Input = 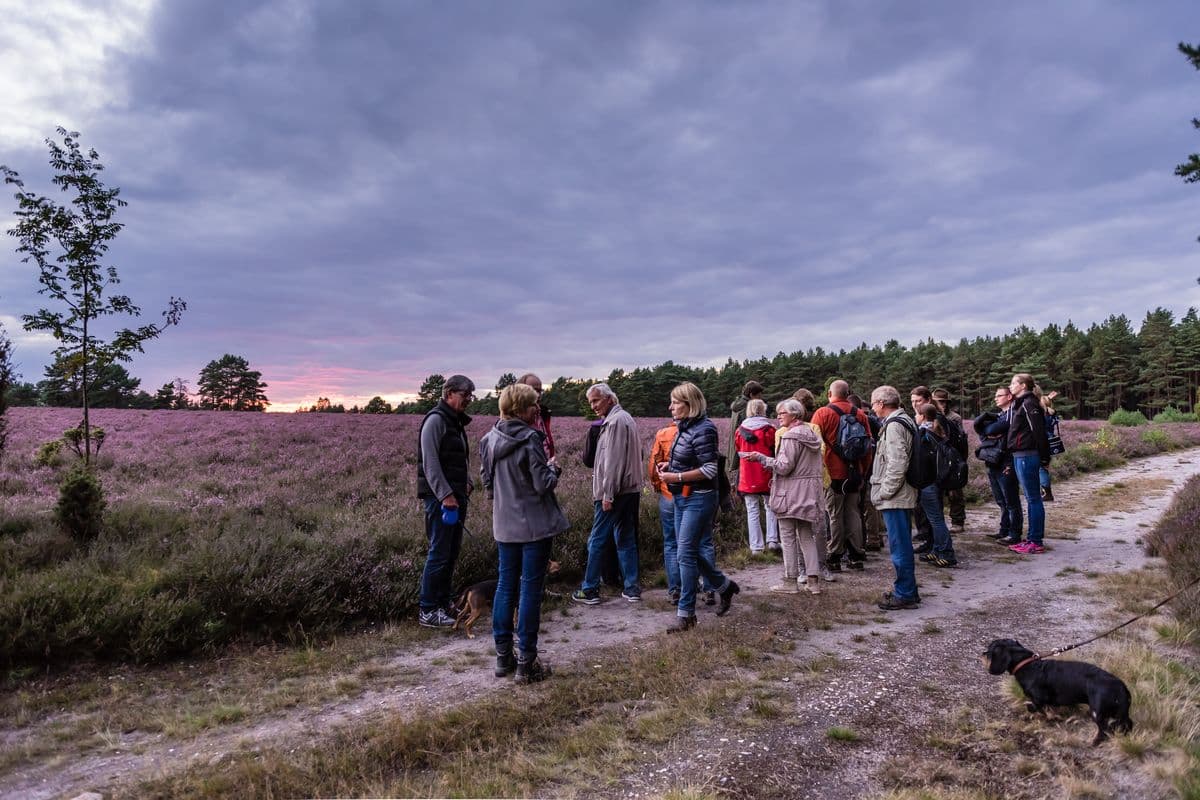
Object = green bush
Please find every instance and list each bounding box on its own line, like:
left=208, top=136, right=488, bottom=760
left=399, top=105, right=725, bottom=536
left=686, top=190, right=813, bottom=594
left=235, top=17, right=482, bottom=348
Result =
left=1108, top=409, right=1149, bottom=427
left=55, top=465, right=106, bottom=542
left=34, top=439, right=64, bottom=467
left=1140, top=428, right=1173, bottom=450
left=1153, top=406, right=1199, bottom=423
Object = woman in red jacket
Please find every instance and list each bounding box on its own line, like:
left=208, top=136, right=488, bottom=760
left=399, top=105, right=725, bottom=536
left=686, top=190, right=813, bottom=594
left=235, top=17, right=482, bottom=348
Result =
left=735, top=399, right=779, bottom=554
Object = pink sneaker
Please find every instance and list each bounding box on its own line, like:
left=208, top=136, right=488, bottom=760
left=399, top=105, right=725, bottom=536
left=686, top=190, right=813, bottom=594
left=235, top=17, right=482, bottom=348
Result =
left=1009, top=541, right=1046, bottom=555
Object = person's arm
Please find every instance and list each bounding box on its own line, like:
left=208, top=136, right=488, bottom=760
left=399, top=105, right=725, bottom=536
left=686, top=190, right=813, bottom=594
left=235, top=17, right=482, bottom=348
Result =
left=1027, top=400, right=1051, bottom=463
left=528, top=437, right=561, bottom=496
left=648, top=433, right=666, bottom=493
left=875, top=422, right=910, bottom=499
left=420, top=415, right=455, bottom=503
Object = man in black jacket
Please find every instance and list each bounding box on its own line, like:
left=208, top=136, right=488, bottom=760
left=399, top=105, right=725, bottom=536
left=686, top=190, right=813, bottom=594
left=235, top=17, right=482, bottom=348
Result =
left=417, top=374, right=475, bottom=628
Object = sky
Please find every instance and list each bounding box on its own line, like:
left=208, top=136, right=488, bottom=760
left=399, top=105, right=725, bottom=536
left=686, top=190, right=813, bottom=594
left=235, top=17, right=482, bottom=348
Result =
left=1, top=0, right=1198, bottom=411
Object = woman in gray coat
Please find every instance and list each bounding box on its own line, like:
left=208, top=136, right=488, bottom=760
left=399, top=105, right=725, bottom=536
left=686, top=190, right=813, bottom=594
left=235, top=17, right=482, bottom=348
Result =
left=479, top=383, right=570, bottom=684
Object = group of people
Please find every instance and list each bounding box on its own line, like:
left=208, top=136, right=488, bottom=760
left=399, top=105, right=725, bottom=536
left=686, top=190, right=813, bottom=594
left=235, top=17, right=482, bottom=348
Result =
left=413, top=370, right=1056, bottom=683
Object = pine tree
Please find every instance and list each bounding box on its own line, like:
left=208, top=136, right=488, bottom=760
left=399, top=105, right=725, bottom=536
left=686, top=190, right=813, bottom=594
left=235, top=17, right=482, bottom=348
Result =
left=1135, top=307, right=1179, bottom=413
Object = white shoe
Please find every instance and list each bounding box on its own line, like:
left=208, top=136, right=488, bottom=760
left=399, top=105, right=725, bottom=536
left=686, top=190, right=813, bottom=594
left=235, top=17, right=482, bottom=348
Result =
left=820, top=565, right=837, bottom=583
left=769, top=583, right=800, bottom=594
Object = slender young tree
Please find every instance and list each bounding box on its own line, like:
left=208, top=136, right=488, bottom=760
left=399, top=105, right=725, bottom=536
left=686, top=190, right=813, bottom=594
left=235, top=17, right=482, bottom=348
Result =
left=2, top=128, right=185, bottom=463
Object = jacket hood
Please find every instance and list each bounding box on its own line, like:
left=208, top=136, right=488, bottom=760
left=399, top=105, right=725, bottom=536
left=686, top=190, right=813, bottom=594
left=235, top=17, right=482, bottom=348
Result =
left=487, top=419, right=539, bottom=460
left=739, top=416, right=773, bottom=432
left=781, top=423, right=821, bottom=449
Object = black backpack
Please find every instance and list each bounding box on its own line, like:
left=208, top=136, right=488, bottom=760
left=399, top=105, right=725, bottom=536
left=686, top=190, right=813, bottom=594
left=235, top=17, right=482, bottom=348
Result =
left=830, top=405, right=872, bottom=463
left=941, top=413, right=969, bottom=458
left=881, top=415, right=936, bottom=490
left=929, top=429, right=969, bottom=490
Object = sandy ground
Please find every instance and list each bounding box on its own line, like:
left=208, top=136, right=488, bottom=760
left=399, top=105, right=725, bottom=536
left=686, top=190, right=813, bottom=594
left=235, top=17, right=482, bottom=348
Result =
left=2, top=448, right=1197, bottom=799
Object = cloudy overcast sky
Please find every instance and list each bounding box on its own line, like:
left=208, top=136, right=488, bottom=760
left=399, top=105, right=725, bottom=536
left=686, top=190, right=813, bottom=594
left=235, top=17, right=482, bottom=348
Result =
left=1, top=0, right=1198, bottom=410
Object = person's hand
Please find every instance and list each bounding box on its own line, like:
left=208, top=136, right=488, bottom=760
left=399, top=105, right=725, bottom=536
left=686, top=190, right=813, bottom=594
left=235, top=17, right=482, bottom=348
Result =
left=442, top=495, right=459, bottom=509
left=655, top=461, right=669, bottom=477
left=1047, top=390, right=1059, bottom=400
left=743, top=451, right=764, bottom=463
left=602, top=499, right=613, bottom=512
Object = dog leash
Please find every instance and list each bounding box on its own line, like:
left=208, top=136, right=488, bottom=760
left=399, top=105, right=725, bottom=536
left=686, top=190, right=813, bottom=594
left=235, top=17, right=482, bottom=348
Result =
left=1015, top=573, right=1200, bottom=672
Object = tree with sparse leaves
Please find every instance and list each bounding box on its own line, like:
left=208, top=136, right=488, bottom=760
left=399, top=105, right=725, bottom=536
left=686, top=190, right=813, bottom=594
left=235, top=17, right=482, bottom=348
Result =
left=2, top=128, right=185, bottom=463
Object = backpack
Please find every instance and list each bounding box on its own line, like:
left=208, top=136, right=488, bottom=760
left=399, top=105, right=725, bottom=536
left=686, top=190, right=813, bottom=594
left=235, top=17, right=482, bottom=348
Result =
left=929, top=429, right=970, bottom=490
left=581, top=421, right=603, bottom=469
left=975, top=437, right=1006, bottom=467
left=880, top=415, right=936, bottom=490
left=941, top=413, right=969, bottom=458
left=830, top=405, right=872, bottom=463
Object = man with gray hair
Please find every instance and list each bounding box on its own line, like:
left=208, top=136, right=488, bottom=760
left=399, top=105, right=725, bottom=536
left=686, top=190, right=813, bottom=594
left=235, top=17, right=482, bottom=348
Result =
left=416, top=374, right=476, bottom=628
left=572, top=383, right=644, bottom=604
left=869, top=385, right=921, bottom=611
left=811, top=379, right=872, bottom=572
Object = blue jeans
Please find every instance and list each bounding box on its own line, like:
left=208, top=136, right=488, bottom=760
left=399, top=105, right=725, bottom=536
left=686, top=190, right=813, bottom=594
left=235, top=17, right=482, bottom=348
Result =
left=986, top=466, right=1023, bottom=539
left=918, top=485, right=955, bottom=561
left=1013, top=455, right=1045, bottom=544
left=882, top=508, right=918, bottom=602
left=659, top=495, right=680, bottom=594
left=420, top=497, right=466, bottom=612
left=493, top=537, right=553, bottom=659
left=674, top=491, right=729, bottom=617
left=1039, top=466, right=1052, bottom=491
left=582, top=493, right=641, bottom=593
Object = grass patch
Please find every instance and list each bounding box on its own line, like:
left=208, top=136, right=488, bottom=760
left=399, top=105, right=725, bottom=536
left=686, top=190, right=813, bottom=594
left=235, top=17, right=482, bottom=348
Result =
left=826, top=726, right=861, bottom=742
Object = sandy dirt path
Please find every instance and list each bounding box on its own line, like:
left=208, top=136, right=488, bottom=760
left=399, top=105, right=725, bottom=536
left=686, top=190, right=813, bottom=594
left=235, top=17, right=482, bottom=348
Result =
left=2, top=448, right=1196, bottom=799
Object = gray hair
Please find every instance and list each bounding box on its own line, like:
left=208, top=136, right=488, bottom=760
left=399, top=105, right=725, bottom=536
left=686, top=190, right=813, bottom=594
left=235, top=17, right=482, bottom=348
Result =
left=829, top=379, right=850, bottom=399
left=746, top=398, right=767, bottom=417
left=442, top=374, right=476, bottom=399
left=775, top=398, right=806, bottom=418
left=871, top=385, right=901, bottom=409
left=587, top=382, right=619, bottom=403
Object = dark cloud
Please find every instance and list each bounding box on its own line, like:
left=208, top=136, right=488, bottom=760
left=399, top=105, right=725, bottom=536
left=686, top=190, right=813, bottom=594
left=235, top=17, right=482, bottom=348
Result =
left=2, top=0, right=1198, bottom=407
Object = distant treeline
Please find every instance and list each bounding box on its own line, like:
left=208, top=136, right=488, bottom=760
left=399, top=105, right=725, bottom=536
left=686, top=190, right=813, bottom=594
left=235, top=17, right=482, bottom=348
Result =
left=391, top=307, right=1198, bottom=420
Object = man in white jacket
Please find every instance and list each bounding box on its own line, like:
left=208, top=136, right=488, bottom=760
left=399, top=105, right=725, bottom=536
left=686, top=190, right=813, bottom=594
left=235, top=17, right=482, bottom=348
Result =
left=572, top=383, right=645, bottom=604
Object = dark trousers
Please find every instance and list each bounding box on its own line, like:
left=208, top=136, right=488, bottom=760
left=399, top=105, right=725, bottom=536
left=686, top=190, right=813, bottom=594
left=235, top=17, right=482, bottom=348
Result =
left=987, top=466, right=1023, bottom=539
left=420, top=497, right=466, bottom=612
left=945, top=487, right=966, bottom=526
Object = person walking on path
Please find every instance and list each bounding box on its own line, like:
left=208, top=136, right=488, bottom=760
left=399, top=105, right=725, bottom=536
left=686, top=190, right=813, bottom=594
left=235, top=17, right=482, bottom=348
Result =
left=416, top=374, right=476, bottom=629
left=735, top=398, right=781, bottom=554
left=870, top=385, right=921, bottom=610
left=572, top=383, right=644, bottom=604
left=656, top=382, right=740, bottom=632
left=479, top=383, right=569, bottom=684
left=743, top=398, right=827, bottom=595
left=811, top=379, right=873, bottom=572
left=1006, top=373, right=1051, bottom=555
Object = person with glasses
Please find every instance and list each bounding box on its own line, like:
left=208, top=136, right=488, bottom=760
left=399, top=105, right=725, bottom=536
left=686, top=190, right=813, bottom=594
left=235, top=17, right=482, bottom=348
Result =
left=869, top=385, right=921, bottom=610
left=416, top=374, right=476, bottom=628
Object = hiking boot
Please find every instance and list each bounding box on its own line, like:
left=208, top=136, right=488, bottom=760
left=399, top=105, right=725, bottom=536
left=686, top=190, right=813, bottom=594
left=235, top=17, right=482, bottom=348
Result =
left=806, top=576, right=822, bottom=595
left=846, top=560, right=865, bottom=571
left=703, top=590, right=716, bottom=606
left=820, top=564, right=838, bottom=583
left=1010, top=541, right=1046, bottom=555
left=495, top=646, right=517, bottom=678
left=514, top=655, right=551, bottom=685
left=666, top=615, right=697, bottom=634
left=717, top=580, right=740, bottom=617
left=769, top=582, right=800, bottom=594
left=667, top=588, right=681, bottom=604
left=995, top=536, right=1021, bottom=546
left=987, top=531, right=1009, bottom=540
left=571, top=588, right=601, bottom=605
left=621, top=587, right=643, bottom=603
left=825, top=559, right=843, bottom=573
left=1041, top=486, right=1055, bottom=502
left=418, top=608, right=456, bottom=629
left=877, top=591, right=920, bottom=611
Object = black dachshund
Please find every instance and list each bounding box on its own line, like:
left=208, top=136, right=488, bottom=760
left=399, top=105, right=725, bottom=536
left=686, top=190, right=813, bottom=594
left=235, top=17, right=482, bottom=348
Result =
left=984, top=638, right=1134, bottom=745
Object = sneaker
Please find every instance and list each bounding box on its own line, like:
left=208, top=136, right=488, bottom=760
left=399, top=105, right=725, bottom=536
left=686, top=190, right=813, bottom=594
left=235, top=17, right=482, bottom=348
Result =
left=1010, top=541, right=1046, bottom=555
left=766, top=542, right=782, bottom=553
left=571, top=588, right=601, bottom=605
left=717, top=579, right=740, bottom=617
left=826, top=559, right=843, bottom=573
left=703, top=590, right=716, bottom=606
left=495, top=649, right=517, bottom=678
left=987, top=531, right=1009, bottom=540
left=846, top=560, right=865, bottom=571
left=769, top=582, right=800, bottom=594
left=820, top=564, right=838, bottom=583
left=514, top=655, right=552, bottom=685
left=418, top=608, right=456, bottom=629
left=913, top=541, right=933, bottom=555
left=928, top=555, right=958, bottom=568
left=918, top=552, right=936, bottom=564
left=877, top=591, right=920, bottom=611
left=621, top=587, right=642, bottom=602
left=666, top=615, right=697, bottom=634
left=996, top=536, right=1021, bottom=546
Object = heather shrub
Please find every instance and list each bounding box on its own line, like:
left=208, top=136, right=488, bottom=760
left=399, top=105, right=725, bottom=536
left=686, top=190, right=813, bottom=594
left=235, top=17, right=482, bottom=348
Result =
left=1154, top=406, right=1199, bottom=423
left=55, top=465, right=106, bottom=542
left=1096, top=425, right=1121, bottom=450
left=1108, top=409, right=1148, bottom=427
left=1144, top=476, right=1200, bottom=627
left=1048, top=443, right=1124, bottom=481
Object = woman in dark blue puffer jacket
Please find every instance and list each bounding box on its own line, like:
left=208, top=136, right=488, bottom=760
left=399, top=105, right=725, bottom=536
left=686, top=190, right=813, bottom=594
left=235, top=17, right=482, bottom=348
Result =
left=654, top=382, right=740, bottom=633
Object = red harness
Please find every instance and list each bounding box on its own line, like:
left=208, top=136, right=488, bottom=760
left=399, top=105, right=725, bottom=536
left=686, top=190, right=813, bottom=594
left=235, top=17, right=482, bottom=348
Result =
left=1011, top=655, right=1040, bottom=674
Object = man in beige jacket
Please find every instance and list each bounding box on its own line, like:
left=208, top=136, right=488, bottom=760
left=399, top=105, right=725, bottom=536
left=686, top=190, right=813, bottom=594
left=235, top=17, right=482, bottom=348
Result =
left=572, top=383, right=645, bottom=604
left=869, top=385, right=921, bottom=611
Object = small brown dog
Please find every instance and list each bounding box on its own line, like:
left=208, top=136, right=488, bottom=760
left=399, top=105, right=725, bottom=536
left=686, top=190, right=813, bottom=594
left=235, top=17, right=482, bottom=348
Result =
left=452, top=560, right=560, bottom=638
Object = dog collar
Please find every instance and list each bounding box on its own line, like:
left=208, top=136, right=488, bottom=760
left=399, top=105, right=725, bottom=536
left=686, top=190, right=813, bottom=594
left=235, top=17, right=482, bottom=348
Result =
left=1011, top=655, right=1040, bottom=674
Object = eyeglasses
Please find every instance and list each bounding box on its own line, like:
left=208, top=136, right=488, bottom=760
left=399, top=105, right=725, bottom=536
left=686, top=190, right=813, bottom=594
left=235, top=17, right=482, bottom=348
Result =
left=456, top=391, right=474, bottom=401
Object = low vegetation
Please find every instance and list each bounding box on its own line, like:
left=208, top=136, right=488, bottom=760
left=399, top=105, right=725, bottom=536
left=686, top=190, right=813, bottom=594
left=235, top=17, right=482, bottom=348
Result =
left=1144, top=474, right=1200, bottom=627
